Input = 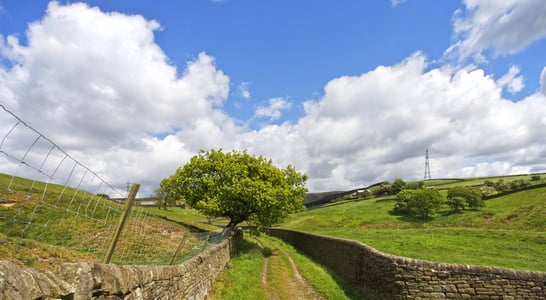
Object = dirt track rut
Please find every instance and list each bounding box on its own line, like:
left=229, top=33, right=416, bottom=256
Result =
left=257, top=239, right=324, bottom=300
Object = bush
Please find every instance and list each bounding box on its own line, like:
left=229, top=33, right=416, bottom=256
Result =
left=393, top=189, right=443, bottom=219
left=406, top=181, right=425, bottom=190
left=391, top=178, right=406, bottom=194
left=393, top=190, right=413, bottom=214
left=480, top=186, right=497, bottom=197
left=445, top=196, right=466, bottom=212
left=494, top=179, right=510, bottom=192
left=510, top=179, right=529, bottom=190
left=484, top=180, right=494, bottom=187
left=447, top=186, right=484, bottom=211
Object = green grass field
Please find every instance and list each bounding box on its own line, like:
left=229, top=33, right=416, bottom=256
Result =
left=281, top=185, right=545, bottom=271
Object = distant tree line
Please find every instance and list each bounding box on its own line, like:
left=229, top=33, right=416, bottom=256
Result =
left=480, top=178, right=536, bottom=197
left=386, top=178, right=485, bottom=220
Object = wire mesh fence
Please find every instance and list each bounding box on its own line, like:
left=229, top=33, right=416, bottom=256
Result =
left=0, top=104, right=229, bottom=268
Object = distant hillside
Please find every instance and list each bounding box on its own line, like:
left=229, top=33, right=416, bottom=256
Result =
left=304, top=191, right=346, bottom=207
left=304, top=173, right=546, bottom=207
left=303, top=182, right=386, bottom=207
left=284, top=183, right=546, bottom=271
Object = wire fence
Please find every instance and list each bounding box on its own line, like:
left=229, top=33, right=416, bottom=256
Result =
left=0, top=104, right=229, bottom=269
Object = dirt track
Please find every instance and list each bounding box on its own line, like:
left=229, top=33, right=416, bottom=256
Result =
left=257, top=238, right=324, bottom=300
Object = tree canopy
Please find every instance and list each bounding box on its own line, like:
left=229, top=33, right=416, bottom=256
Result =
left=161, top=149, right=308, bottom=231
left=393, top=188, right=443, bottom=219
left=446, top=186, right=484, bottom=212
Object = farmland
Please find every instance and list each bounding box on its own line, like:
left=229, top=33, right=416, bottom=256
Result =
left=282, top=175, right=546, bottom=271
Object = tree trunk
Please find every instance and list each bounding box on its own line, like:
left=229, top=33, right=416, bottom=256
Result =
left=226, top=216, right=244, bottom=231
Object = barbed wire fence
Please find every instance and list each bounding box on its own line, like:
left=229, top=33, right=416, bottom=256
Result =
left=0, top=104, right=229, bottom=268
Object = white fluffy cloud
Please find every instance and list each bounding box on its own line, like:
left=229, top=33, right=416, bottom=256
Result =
left=1, top=2, right=546, bottom=195
left=447, top=0, right=546, bottom=61
left=238, top=82, right=251, bottom=100
left=0, top=2, right=231, bottom=195
left=254, top=97, right=292, bottom=121
left=497, top=65, right=524, bottom=94
left=0, top=2, right=229, bottom=150
left=290, top=53, right=546, bottom=191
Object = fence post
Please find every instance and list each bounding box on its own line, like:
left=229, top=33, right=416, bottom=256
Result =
left=103, top=183, right=140, bottom=264
left=169, top=232, right=188, bottom=265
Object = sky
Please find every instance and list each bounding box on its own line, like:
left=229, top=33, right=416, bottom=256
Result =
left=1, top=0, right=546, bottom=196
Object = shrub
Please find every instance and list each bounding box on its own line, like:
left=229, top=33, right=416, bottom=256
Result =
left=393, top=190, right=413, bottom=214
left=393, top=189, right=443, bottom=219
left=406, top=181, right=424, bottom=190
left=447, top=186, right=484, bottom=211
left=391, top=178, right=407, bottom=194
left=445, top=196, right=466, bottom=212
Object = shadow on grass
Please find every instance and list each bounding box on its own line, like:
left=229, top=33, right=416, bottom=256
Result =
left=388, top=209, right=435, bottom=223
left=261, top=247, right=276, bottom=258
left=289, top=247, right=365, bottom=300
left=235, top=239, right=263, bottom=257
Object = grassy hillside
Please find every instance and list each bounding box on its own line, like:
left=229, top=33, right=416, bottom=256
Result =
left=0, top=173, right=202, bottom=269
left=281, top=183, right=545, bottom=271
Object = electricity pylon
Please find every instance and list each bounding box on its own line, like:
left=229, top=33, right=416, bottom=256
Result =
left=424, top=149, right=431, bottom=181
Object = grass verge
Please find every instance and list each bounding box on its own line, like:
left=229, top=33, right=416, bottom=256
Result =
left=208, top=237, right=266, bottom=300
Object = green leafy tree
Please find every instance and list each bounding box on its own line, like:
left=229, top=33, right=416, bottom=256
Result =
left=510, top=179, right=529, bottom=190
left=154, top=186, right=176, bottom=210
left=494, top=179, right=510, bottom=192
left=392, top=178, right=407, bottom=194
left=447, top=186, right=484, bottom=211
left=406, top=181, right=424, bottom=190
left=479, top=186, right=497, bottom=197
left=393, top=189, right=443, bottom=219
left=408, top=189, right=443, bottom=219
left=445, top=196, right=466, bottom=212
left=161, top=149, right=307, bottom=231
left=393, top=189, right=414, bottom=214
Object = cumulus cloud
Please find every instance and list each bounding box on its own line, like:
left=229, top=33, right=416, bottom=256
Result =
left=497, top=65, right=524, bottom=94
left=0, top=2, right=231, bottom=195
left=254, top=97, right=292, bottom=121
left=447, top=0, right=546, bottom=61
left=0, top=2, right=229, bottom=150
left=238, top=82, right=251, bottom=100
left=290, top=53, right=546, bottom=191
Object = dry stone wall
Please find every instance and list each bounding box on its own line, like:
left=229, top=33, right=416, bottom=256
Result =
left=268, top=228, right=545, bottom=300
left=0, top=230, right=242, bottom=300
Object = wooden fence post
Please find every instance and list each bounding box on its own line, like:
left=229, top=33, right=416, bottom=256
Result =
left=169, top=232, right=188, bottom=265
left=103, top=183, right=140, bottom=264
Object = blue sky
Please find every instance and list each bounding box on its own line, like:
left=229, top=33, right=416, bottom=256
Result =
left=1, top=0, right=546, bottom=195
